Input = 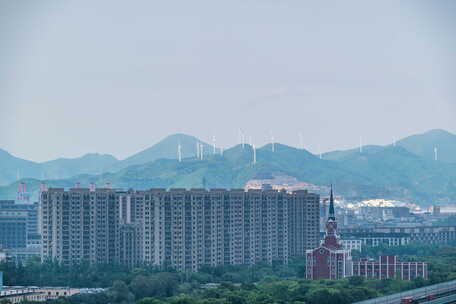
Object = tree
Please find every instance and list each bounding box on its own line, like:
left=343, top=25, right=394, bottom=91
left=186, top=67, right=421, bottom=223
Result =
left=130, top=275, right=152, bottom=299
left=154, top=272, right=180, bottom=298
left=249, top=293, right=274, bottom=304
left=306, top=288, right=348, bottom=304
left=169, top=295, right=199, bottom=304
left=348, top=276, right=364, bottom=286
left=108, top=280, right=135, bottom=304
left=136, top=298, right=163, bottom=304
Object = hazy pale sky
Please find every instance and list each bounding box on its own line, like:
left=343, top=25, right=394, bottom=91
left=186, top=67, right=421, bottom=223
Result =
left=1, top=0, right=455, bottom=162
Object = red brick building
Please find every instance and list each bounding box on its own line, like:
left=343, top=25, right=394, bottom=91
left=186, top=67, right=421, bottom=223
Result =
left=352, top=256, right=428, bottom=280
left=306, top=186, right=353, bottom=279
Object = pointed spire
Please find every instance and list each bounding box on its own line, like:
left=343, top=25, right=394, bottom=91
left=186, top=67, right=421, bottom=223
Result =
left=328, top=184, right=335, bottom=221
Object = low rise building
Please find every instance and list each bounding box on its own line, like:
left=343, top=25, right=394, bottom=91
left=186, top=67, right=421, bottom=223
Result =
left=341, top=232, right=410, bottom=248
left=341, top=238, right=363, bottom=252
left=0, top=287, right=80, bottom=303
left=352, top=256, right=428, bottom=280
left=5, top=247, right=41, bottom=264
left=341, top=226, right=456, bottom=246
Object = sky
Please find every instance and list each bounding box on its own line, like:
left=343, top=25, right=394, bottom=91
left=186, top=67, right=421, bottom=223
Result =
left=1, top=0, right=455, bottom=162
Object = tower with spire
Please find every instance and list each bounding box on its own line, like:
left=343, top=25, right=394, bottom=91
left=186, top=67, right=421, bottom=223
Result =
left=306, top=185, right=352, bottom=280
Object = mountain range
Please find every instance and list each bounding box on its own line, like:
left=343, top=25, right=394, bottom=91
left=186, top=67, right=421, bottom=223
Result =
left=1, top=129, right=456, bottom=205
left=0, top=134, right=211, bottom=185
left=323, top=129, right=456, bottom=162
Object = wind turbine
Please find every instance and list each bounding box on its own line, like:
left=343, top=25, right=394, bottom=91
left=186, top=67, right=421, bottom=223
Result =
left=270, top=131, right=275, bottom=152
left=177, top=142, right=182, bottom=162
left=212, top=135, right=216, bottom=154
left=200, top=143, right=204, bottom=160
left=239, top=128, right=245, bottom=149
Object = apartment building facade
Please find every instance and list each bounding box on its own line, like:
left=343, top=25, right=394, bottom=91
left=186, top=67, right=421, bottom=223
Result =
left=41, top=187, right=320, bottom=271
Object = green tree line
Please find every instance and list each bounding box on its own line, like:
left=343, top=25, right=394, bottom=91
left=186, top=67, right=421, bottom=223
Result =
left=1, top=245, right=456, bottom=304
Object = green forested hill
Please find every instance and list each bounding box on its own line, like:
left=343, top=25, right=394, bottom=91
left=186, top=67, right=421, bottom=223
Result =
left=397, top=129, right=456, bottom=163
left=0, top=149, right=117, bottom=186
left=323, top=129, right=456, bottom=163
left=2, top=143, right=455, bottom=205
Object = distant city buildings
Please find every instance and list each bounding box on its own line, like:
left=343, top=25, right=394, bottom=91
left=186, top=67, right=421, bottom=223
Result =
left=0, top=187, right=41, bottom=264
left=306, top=187, right=353, bottom=280
left=0, top=178, right=451, bottom=280
left=0, top=199, right=40, bottom=250
left=41, top=186, right=320, bottom=271
left=358, top=206, right=410, bottom=221
left=306, top=188, right=430, bottom=281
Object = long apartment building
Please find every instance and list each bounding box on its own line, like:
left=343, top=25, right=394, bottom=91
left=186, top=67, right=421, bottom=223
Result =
left=340, top=226, right=456, bottom=245
left=41, top=187, right=319, bottom=271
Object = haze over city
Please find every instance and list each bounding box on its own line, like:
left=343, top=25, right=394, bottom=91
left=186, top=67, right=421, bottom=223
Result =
left=1, top=0, right=456, bottom=162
